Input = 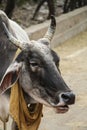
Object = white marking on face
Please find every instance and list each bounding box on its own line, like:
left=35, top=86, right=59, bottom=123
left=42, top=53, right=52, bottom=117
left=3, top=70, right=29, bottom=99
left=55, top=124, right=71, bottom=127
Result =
left=29, top=88, right=51, bottom=107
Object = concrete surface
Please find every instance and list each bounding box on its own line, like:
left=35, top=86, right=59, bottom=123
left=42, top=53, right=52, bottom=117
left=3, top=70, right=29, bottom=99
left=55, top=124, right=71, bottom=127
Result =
left=25, top=6, right=87, bottom=48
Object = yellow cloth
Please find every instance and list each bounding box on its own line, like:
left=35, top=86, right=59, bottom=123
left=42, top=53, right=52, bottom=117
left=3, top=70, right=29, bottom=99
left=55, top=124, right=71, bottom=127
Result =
left=10, top=82, right=43, bottom=130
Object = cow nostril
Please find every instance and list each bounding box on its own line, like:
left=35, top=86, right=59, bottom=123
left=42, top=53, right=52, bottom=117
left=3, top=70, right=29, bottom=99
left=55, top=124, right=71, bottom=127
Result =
left=61, top=94, right=70, bottom=102
left=61, top=92, right=75, bottom=105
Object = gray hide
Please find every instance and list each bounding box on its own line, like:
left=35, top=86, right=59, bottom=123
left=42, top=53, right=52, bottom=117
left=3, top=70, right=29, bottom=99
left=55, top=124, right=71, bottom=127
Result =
left=0, top=10, right=75, bottom=128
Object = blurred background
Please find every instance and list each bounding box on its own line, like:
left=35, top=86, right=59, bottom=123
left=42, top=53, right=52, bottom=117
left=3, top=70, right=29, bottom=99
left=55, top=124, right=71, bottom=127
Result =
left=0, top=0, right=87, bottom=28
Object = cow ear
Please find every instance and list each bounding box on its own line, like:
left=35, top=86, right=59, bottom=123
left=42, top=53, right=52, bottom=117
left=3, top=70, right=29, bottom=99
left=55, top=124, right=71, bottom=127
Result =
left=0, top=61, right=22, bottom=94
left=51, top=50, right=60, bottom=67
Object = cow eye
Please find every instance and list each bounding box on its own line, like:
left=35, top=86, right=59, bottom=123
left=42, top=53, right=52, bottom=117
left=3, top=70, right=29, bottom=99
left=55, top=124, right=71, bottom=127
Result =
left=29, top=60, right=40, bottom=72
left=30, top=61, right=39, bottom=67
left=31, top=62, right=38, bottom=67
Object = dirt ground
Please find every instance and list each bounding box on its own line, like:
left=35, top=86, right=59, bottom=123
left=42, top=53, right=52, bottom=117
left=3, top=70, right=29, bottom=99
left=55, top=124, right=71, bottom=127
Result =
left=0, top=29, right=87, bottom=130
left=12, top=1, right=63, bottom=29
left=0, top=1, right=63, bottom=29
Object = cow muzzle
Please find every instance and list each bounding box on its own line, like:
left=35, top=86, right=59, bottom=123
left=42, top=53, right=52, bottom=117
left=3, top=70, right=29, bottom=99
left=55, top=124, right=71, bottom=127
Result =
left=52, top=91, right=75, bottom=113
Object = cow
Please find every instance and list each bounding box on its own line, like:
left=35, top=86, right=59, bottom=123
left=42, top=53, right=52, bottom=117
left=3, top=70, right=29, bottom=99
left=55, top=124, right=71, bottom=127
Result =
left=32, top=0, right=55, bottom=20
left=5, top=0, right=15, bottom=18
left=63, top=0, right=87, bottom=13
left=0, top=10, right=75, bottom=130
left=1, top=0, right=55, bottom=19
left=0, top=0, right=15, bottom=18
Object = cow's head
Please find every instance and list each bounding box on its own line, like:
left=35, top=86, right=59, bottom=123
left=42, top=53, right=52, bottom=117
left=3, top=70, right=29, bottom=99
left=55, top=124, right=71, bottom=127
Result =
left=0, top=16, right=75, bottom=113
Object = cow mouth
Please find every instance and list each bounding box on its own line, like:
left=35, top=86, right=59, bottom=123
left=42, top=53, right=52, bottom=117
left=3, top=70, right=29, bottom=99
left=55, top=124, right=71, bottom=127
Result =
left=48, top=100, right=69, bottom=113
left=55, top=105, right=69, bottom=113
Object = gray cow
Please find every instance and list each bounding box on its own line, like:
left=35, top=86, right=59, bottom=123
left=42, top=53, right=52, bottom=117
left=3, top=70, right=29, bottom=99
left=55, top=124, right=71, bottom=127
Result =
left=0, top=10, right=75, bottom=130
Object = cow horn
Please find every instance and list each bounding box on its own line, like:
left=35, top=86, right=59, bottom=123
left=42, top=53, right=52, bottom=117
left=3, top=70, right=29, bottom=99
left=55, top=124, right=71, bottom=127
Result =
left=43, top=15, right=56, bottom=42
left=2, top=22, right=29, bottom=50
